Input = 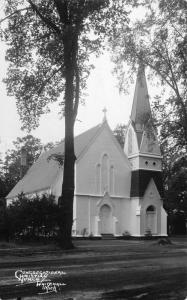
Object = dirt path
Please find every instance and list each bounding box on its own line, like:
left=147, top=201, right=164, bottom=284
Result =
left=0, top=238, right=186, bottom=299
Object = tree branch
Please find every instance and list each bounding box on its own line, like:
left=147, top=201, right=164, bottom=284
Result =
left=164, top=1, right=186, bottom=40
left=135, top=47, right=175, bottom=91
left=54, top=0, right=68, bottom=25
left=150, top=46, right=174, bottom=83
left=0, top=7, right=31, bottom=24
left=26, top=0, right=61, bottom=35
left=164, top=42, right=179, bottom=93
left=163, top=43, right=187, bottom=144
left=31, top=32, right=51, bottom=45
left=37, top=65, right=63, bottom=96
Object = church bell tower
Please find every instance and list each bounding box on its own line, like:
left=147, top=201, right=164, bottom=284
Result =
left=124, top=65, right=166, bottom=236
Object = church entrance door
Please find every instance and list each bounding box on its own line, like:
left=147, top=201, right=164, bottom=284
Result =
left=146, top=205, right=157, bottom=234
left=99, top=204, right=112, bottom=234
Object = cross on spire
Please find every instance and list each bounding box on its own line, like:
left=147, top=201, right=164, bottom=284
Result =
left=102, top=107, right=107, bottom=122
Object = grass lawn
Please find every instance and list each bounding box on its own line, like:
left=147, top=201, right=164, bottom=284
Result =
left=0, top=237, right=186, bottom=299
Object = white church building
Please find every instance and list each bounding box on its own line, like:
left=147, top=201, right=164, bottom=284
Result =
left=7, top=67, right=167, bottom=237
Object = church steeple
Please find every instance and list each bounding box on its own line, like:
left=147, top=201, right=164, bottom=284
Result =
left=124, top=65, right=161, bottom=170
left=130, top=64, right=151, bottom=128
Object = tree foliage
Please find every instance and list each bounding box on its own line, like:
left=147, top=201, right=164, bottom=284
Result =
left=0, top=135, right=56, bottom=197
left=164, top=155, right=187, bottom=216
left=0, top=158, right=7, bottom=198
left=113, top=123, right=127, bottom=148
left=0, top=0, right=129, bottom=130
left=110, top=0, right=187, bottom=153
left=109, top=0, right=187, bottom=224
left=152, top=98, right=187, bottom=218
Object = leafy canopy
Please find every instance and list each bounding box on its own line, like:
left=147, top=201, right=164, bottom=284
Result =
left=1, top=0, right=129, bottom=130
left=0, top=135, right=56, bottom=196
left=110, top=0, right=187, bottom=153
left=113, top=123, right=127, bottom=148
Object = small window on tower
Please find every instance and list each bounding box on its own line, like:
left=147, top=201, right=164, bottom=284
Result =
left=145, top=161, right=148, bottom=165
left=153, top=162, right=156, bottom=166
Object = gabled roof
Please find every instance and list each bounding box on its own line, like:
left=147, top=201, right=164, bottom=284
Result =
left=7, top=124, right=101, bottom=199
left=130, top=65, right=151, bottom=125
left=77, top=120, right=131, bottom=169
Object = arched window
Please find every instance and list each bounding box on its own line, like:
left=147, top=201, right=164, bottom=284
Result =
left=96, top=163, right=101, bottom=194
left=110, top=165, right=114, bottom=194
left=128, top=129, right=133, bottom=155
left=101, top=154, right=109, bottom=193
left=146, top=205, right=155, bottom=212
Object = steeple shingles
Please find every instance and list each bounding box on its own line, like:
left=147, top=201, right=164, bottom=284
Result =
left=130, top=65, right=151, bottom=126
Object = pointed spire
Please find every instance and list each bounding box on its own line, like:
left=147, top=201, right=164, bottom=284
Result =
left=130, top=64, right=151, bottom=127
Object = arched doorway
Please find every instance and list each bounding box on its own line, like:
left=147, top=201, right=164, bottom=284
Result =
left=146, top=205, right=157, bottom=234
left=99, top=204, right=113, bottom=234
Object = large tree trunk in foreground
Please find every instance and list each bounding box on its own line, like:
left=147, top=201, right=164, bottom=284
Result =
left=58, top=117, right=75, bottom=249
left=58, top=29, right=77, bottom=249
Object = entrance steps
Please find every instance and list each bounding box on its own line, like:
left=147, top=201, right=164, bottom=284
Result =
left=101, top=234, right=115, bottom=240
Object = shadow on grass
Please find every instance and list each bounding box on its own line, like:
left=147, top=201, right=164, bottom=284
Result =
left=101, top=281, right=186, bottom=300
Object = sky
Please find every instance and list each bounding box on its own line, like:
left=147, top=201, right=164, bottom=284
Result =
left=0, top=42, right=135, bottom=156
left=0, top=4, right=154, bottom=157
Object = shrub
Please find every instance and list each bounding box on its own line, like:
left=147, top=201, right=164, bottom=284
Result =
left=6, top=194, right=59, bottom=242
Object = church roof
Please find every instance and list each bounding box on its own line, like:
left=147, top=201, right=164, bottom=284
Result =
left=7, top=124, right=101, bottom=199
left=130, top=65, right=151, bottom=125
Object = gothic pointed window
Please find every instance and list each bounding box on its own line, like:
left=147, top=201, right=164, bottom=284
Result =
left=96, top=163, right=101, bottom=194
left=110, top=165, right=115, bottom=194
left=101, top=154, right=109, bottom=193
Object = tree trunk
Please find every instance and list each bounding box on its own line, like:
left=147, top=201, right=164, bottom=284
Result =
left=57, top=28, right=77, bottom=249
left=58, top=114, right=75, bottom=249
